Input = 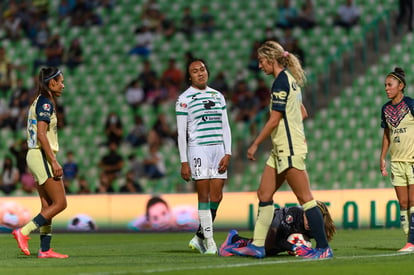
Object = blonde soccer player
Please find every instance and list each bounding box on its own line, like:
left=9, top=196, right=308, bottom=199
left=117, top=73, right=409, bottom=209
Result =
left=230, top=41, right=332, bottom=259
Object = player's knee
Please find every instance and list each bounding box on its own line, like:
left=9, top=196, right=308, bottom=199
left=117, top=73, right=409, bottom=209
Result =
left=56, top=199, right=67, bottom=213
left=257, top=190, right=272, bottom=202
left=399, top=199, right=409, bottom=210
left=210, top=193, right=222, bottom=203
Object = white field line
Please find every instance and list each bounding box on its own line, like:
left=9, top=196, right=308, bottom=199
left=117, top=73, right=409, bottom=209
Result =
left=79, top=252, right=411, bottom=275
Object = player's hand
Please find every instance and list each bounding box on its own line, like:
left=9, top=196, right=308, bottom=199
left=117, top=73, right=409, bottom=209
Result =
left=218, top=154, right=231, bottom=174
left=52, top=160, right=63, bottom=180
left=247, top=144, right=258, bottom=161
left=380, top=159, right=388, bottom=177
left=180, top=162, right=191, bottom=181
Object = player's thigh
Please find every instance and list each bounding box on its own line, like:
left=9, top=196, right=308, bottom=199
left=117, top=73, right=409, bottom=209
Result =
left=42, top=178, right=67, bottom=207
left=195, top=179, right=210, bottom=202
left=409, top=184, right=414, bottom=208
left=285, top=168, right=313, bottom=205
left=394, top=185, right=409, bottom=208
left=257, top=164, right=278, bottom=201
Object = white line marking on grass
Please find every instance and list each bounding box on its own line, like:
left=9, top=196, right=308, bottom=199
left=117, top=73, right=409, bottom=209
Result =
left=78, top=252, right=411, bottom=275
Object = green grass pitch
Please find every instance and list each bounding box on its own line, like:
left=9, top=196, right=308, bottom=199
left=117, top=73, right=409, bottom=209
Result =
left=1, top=228, right=413, bottom=275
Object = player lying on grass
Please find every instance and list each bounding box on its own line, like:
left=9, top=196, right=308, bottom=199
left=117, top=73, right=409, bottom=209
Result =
left=219, top=201, right=336, bottom=257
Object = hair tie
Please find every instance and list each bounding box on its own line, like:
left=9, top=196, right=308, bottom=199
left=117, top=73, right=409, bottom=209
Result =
left=389, top=72, right=406, bottom=87
left=283, top=51, right=289, bottom=57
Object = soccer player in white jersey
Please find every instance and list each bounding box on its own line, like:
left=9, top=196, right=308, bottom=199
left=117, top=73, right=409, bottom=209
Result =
left=176, top=59, right=232, bottom=254
left=231, top=41, right=332, bottom=259
left=12, top=67, right=68, bottom=258
left=380, top=67, right=414, bottom=252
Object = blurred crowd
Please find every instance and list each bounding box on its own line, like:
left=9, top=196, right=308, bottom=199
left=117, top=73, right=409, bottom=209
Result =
left=0, top=0, right=366, bottom=196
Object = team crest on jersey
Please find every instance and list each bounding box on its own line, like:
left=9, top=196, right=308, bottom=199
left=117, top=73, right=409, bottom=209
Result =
left=292, top=82, right=297, bottom=91
left=42, top=103, right=51, bottom=112
left=208, top=91, right=218, bottom=99
left=180, top=102, right=187, bottom=108
left=285, top=215, right=293, bottom=224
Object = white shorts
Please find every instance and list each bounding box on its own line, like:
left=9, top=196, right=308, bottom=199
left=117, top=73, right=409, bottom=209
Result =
left=188, top=144, right=227, bottom=180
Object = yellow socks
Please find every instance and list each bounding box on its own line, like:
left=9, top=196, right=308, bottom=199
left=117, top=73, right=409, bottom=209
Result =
left=401, top=209, right=409, bottom=236
left=252, top=203, right=274, bottom=247
left=21, top=221, right=39, bottom=236
left=21, top=214, right=48, bottom=236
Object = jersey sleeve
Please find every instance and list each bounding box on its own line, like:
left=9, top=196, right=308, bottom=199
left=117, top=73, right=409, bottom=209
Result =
left=271, top=72, right=290, bottom=112
left=36, top=96, right=54, bottom=123
left=220, top=95, right=232, bottom=155
left=380, top=103, right=388, bottom=129
left=405, top=96, right=414, bottom=116
left=176, top=96, right=189, bottom=162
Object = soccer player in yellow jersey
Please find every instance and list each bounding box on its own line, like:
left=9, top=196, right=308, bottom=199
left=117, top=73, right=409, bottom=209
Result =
left=12, top=67, right=68, bottom=258
left=380, top=67, right=414, bottom=252
left=231, top=41, right=332, bottom=259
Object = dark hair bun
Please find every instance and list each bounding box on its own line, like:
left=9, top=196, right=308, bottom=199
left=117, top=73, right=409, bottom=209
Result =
left=394, top=67, right=405, bottom=77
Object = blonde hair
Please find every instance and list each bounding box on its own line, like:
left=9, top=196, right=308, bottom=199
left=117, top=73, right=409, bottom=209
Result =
left=257, top=40, right=306, bottom=87
left=316, top=201, right=336, bottom=242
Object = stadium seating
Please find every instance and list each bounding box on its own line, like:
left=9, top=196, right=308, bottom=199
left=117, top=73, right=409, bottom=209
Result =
left=0, top=0, right=401, bottom=194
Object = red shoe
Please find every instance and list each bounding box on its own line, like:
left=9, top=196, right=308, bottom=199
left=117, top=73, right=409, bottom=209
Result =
left=38, top=249, right=69, bottom=258
left=398, top=243, right=414, bottom=252
left=12, top=229, right=30, bottom=256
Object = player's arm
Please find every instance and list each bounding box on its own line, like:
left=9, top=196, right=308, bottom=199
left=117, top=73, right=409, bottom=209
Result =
left=176, top=104, right=190, bottom=181
left=37, top=120, right=62, bottom=179
left=247, top=110, right=282, bottom=161
left=221, top=103, right=232, bottom=156
left=219, top=102, right=231, bottom=173
left=301, top=104, right=308, bottom=120
left=380, top=128, right=390, bottom=176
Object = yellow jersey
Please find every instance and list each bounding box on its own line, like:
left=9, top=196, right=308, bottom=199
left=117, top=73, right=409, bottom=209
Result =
left=381, top=96, right=414, bottom=162
left=27, top=95, right=59, bottom=152
left=270, top=70, right=307, bottom=156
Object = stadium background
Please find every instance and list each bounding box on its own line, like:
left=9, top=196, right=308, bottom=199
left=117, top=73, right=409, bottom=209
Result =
left=0, top=0, right=409, bottom=229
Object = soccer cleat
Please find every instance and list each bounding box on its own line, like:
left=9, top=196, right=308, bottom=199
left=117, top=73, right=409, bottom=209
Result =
left=295, top=245, right=333, bottom=259
left=294, top=244, right=313, bottom=257
left=204, top=239, right=218, bottom=255
left=12, top=229, right=31, bottom=256
left=398, top=243, right=414, bottom=252
left=312, top=247, right=333, bottom=259
left=219, top=229, right=238, bottom=257
left=230, top=242, right=265, bottom=259
left=188, top=235, right=206, bottom=254
left=38, top=249, right=69, bottom=258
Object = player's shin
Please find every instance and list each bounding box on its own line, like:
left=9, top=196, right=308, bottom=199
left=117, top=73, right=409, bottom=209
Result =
left=252, top=201, right=274, bottom=247
left=303, top=200, right=329, bottom=249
